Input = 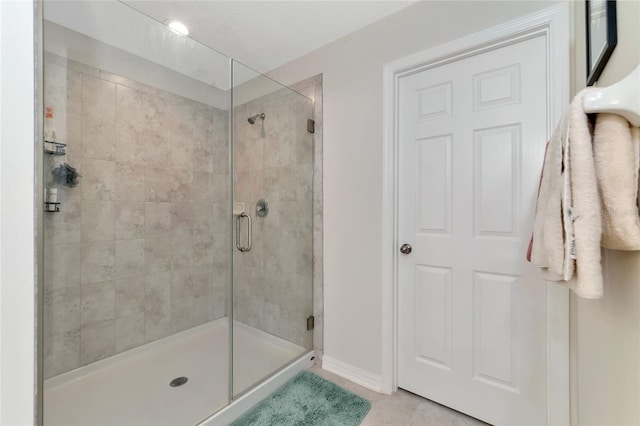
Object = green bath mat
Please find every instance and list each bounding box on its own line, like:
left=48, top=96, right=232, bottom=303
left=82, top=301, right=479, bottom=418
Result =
left=230, top=371, right=371, bottom=426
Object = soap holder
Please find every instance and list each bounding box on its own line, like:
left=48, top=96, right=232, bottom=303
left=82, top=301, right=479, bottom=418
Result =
left=44, top=141, right=67, bottom=156
left=44, top=202, right=60, bottom=212
left=233, top=202, right=246, bottom=216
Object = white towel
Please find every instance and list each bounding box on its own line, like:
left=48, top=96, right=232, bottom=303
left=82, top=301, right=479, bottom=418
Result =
left=530, top=118, right=567, bottom=280
left=564, top=88, right=603, bottom=299
left=561, top=115, right=575, bottom=281
left=530, top=88, right=603, bottom=299
left=594, top=113, right=640, bottom=250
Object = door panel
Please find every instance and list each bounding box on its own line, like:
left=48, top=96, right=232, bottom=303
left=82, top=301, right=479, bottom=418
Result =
left=416, top=135, right=452, bottom=234
left=414, top=265, right=453, bottom=370
left=398, top=35, right=548, bottom=425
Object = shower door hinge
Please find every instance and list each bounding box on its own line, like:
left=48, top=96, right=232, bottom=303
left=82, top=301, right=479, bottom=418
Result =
left=307, top=119, right=315, bottom=134
left=306, top=315, right=315, bottom=331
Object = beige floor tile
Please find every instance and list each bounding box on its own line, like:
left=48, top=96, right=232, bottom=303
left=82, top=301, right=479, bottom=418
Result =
left=310, top=365, right=488, bottom=426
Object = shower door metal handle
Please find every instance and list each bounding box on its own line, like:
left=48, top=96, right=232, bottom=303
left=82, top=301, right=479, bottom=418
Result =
left=235, top=214, right=242, bottom=251
left=244, top=213, right=252, bottom=252
left=235, top=212, right=252, bottom=252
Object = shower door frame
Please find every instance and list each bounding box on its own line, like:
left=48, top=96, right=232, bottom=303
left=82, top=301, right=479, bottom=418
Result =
left=227, top=59, right=316, bottom=400
left=201, top=59, right=317, bottom=425
left=36, top=1, right=46, bottom=424
left=227, top=59, right=235, bottom=406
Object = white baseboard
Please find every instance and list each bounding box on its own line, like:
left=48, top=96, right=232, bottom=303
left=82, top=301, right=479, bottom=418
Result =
left=322, top=355, right=383, bottom=393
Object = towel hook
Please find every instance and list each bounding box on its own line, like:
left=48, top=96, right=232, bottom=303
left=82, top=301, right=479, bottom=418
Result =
left=583, top=65, right=640, bottom=127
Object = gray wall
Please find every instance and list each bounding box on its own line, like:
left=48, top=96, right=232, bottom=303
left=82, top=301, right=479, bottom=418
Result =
left=268, top=0, right=562, bottom=378
left=270, top=1, right=640, bottom=424
left=571, top=1, right=640, bottom=424
left=43, top=53, right=230, bottom=378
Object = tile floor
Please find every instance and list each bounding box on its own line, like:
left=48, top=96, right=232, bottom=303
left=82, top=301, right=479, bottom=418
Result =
left=309, top=366, right=488, bottom=426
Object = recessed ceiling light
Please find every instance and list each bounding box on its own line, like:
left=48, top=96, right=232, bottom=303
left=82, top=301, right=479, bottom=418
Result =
left=167, top=20, right=189, bottom=36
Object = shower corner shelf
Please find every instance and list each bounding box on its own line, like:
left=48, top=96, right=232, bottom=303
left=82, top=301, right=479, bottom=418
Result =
left=44, top=140, right=67, bottom=156
left=44, top=201, right=61, bottom=212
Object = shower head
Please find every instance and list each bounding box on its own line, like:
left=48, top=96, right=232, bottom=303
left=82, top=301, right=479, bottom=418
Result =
left=248, top=113, right=265, bottom=125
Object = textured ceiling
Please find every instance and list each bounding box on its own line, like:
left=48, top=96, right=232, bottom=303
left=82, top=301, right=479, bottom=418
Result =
left=123, top=0, right=416, bottom=73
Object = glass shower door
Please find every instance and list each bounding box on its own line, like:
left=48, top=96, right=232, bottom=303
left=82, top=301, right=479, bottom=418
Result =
left=231, top=61, right=314, bottom=397
left=41, top=2, right=233, bottom=424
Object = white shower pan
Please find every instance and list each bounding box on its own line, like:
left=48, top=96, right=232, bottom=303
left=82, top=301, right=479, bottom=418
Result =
left=44, top=318, right=313, bottom=426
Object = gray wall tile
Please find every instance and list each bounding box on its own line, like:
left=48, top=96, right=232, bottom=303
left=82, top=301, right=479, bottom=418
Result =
left=170, top=201, right=194, bottom=234
left=81, top=159, right=115, bottom=201
left=170, top=133, right=194, bottom=170
left=81, top=241, right=115, bottom=284
left=82, top=74, right=116, bottom=120
left=114, top=162, right=145, bottom=202
left=44, top=331, right=80, bottom=379
left=115, top=314, right=145, bottom=353
left=115, top=201, right=145, bottom=239
left=44, top=287, right=80, bottom=336
left=115, top=239, right=145, bottom=279
left=80, top=320, right=115, bottom=365
left=45, top=243, right=82, bottom=290
left=144, top=271, right=171, bottom=342
left=144, top=168, right=172, bottom=202
left=80, top=281, right=115, bottom=327
left=144, top=235, right=171, bottom=274
left=115, top=276, right=146, bottom=318
left=144, top=202, right=171, bottom=235
left=81, top=201, right=115, bottom=242
left=170, top=169, right=193, bottom=203
left=115, top=123, right=146, bottom=166
left=144, top=132, right=170, bottom=169
left=81, top=115, right=115, bottom=161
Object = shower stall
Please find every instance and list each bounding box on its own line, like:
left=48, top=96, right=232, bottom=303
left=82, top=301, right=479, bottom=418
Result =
left=40, top=2, right=315, bottom=425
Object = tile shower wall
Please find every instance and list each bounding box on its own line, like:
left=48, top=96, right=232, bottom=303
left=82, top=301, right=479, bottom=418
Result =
left=43, top=53, right=230, bottom=378
left=233, top=87, right=314, bottom=349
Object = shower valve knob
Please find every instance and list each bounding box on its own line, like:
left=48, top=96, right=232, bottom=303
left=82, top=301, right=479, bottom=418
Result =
left=400, top=243, right=412, bottom=255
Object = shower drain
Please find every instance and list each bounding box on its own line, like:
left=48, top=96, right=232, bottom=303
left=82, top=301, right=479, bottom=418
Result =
left=169, top=377, right=189, bottom=387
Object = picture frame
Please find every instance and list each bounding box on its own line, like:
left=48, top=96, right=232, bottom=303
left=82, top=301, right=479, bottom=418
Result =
left=585, top=0, right=617, bottom=86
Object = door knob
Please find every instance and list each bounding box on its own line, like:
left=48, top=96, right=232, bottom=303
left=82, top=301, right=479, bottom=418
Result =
left=400, top=243, right=412, bottom=255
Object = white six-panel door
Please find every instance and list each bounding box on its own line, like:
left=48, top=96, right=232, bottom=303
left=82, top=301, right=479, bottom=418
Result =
left=398, top=35, right=549, bottom=425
